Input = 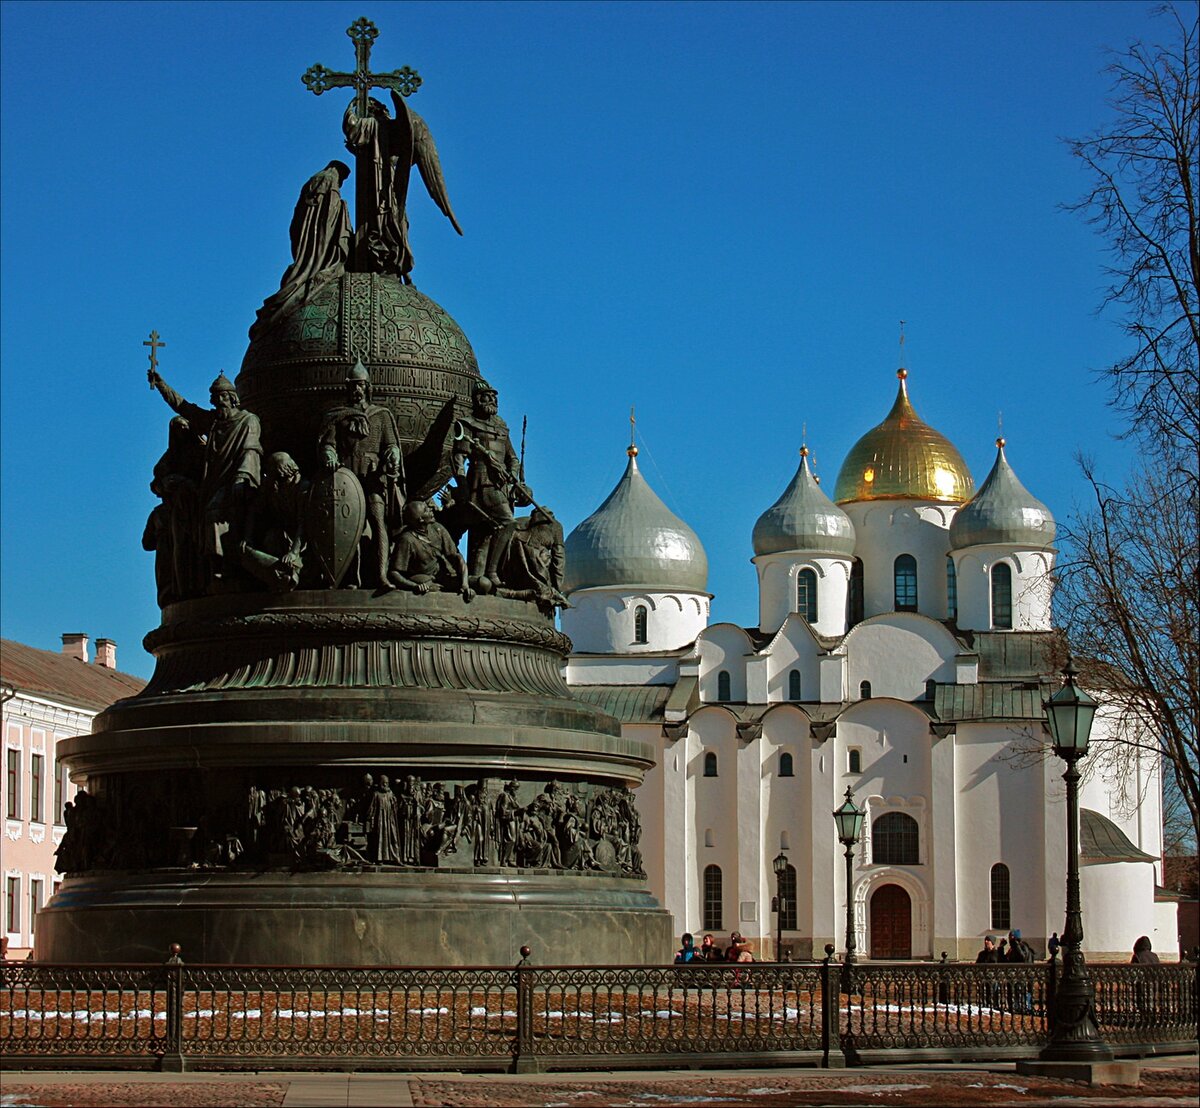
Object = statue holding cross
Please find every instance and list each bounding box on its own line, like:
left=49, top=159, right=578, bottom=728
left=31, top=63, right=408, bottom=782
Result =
left=303, top=17, right=462, bottom=281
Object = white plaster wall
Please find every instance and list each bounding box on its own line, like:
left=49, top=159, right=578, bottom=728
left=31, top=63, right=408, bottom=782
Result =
left=761, top=708, right=812, bottom=955
left=562, top=587, right=709, bottom=654
left=764, top=618, right=822, bottom=703
left=844, top=501, right=956, bottom=620
left=754, top=553, right=852, bottom=637
left=1081, top=860, right=1168, bottom=958
left=689, top=708, right=740, bottom=936
left=844, top=615, right=959, bottom=701
left=950, top=546, right=1055, bottom=632
left=696, top=625, right=752, bottom=703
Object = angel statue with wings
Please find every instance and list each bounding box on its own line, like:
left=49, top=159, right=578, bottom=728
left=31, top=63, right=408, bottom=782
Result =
left=343, top=91, right=462, bottom=281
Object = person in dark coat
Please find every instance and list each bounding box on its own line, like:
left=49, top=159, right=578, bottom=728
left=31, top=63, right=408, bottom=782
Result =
left=1131, top=935, right=1160, bottom=965
left=976, top=936, right=1001, bottom=963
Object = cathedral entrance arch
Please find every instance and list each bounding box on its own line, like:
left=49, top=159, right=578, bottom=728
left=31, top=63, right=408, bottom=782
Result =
left=869, top=883, right=911, bottom=959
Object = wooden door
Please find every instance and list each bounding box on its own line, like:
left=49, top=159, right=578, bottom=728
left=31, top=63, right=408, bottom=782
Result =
left=869, top=883, right=912, bottom=959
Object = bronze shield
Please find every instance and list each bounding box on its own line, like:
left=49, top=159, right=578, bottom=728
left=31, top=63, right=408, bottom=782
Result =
left=305, top=467, right=367, bottom=587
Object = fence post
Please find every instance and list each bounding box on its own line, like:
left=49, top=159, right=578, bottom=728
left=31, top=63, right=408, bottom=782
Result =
left=159, top=943, right=186, bottom=1073
left=820, top=943, right=844, bottom=1068
left=513, top=944, right=539, bottom=1075
left=1045, top=954, right=1057, bottom=1035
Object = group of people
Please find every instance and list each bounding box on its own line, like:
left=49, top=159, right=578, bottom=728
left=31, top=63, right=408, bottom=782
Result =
left=144, top=363, right=567, bottom=611
left=674, top=932, right=755, bottom=964
left=975, top=929, right=1038, bottom=964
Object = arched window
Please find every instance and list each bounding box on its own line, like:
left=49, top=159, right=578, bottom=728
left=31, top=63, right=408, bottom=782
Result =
left=703, top=864, right=723, bottom=930
left=703, top=751, right=718, bottom=777
left=924, top=678, right=937, bottom=701
left=779, top=751, right=794, bottom=777
left=991, top=563, right=1013, bottom=629
left=848, top=749, right=862, bottom=773
left=872, top=812, right=919, bottom=864
left=848, top=561, right=865, bottom=627
left=716, top=670, right=731, bottom=702
left=990, top=863, right=1011, bottom=930
left=778, top=863, right=798, bottom=930
left=788, top=669, right=802, bottom=701
left=859, top=680, right=872, bottom=700
left=797, top=568, right=818, bottom=623
left=633, top=604, right=649, bottom=644
left=946, top=556, right=958, bottom=621
left=894, top=554, right=918, bottom=612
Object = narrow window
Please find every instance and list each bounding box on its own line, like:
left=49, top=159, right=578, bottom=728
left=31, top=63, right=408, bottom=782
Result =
left=848, top=561, right=865, bottom=627
left=633, top=604, right=649, bottom=644
left=704, top=828, right=715, bottom=847
left=716, top=670, right=731, bottom=702
left=779, top=751, right=794, bottom=777
left=5, top=876, right=19, bottom=933
left=946, top=556, right=958, bottom=620
left=872, top=812, right=920, bottom=865
left=990, top=863, right=1011, bottom=930
left=991, top=563, right=1013, bottom=629
left=848, top=749, right=862, bottom=774
left=859, top=680, right=872, bottom=700
left=53, top=765, right=66, bottom=827
left=797, top=568, right=818, bottom=623
left=779, top=863, right=798, bottom=930
left=29, top=879, right=42, bottom=937
left=30, top=754, right=43, bottom=824
left=6, top=750, right=19, bottom=820
left=703, top=751, right=718, bottom=777
left=894, top=554, right=918, bottom=612
left=924, top=678, right=937, bottom=701
left=703, top=864, right=723, bottom=930
left=788, top=669, right=802, bottom=701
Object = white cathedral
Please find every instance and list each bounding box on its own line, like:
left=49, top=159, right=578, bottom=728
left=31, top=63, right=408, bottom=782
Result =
left=562, top=368, right=1177, bottom=962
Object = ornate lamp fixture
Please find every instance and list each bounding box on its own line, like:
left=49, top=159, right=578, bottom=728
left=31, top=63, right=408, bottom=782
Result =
left=772, top=850, right=789, bottom=961
left=832, top=787, right=864, bottom=987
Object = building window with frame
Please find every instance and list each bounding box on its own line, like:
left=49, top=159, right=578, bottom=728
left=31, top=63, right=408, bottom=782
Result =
left=703, top=864, right=723, bottom=930
left=872, top=811, right=920, bottom=864
left=30, top=753, right=43, bottom=824
left=778, top=863, right=798, bottom=930
left=5, top=876, right=19, bottom=934
left=991, top=563, right=1013, bottom=629
left=53, top=765, right=67, bottom=827
left=848, top=748, right=862, bottom=773
left=990, top=863, right=1011, bottom=930
left=946, top=556, right=958, bottom=620
left=716, top=670, right=731, bottom=702
left=924, top=678, right=937, bottom=701
left=6, top=750, right=20, bottom=821
left=859, top=680, right=872, bottom=700
left=788, top=669, right=802, bottom=701
left=29, top=878, right=43, bottom=937
left=894, top=554, right=918, bottom=612
left=633, top=604, right=649, bottom=644
left=779, top=751, right=794, bottom=777
left=797, top=568, right=818, bottom=623
left=703, top=751, right=718, bottom=777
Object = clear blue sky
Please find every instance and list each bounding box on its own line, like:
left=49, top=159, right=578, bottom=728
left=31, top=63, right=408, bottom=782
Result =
left=0, top=0, right=1163, bottom=679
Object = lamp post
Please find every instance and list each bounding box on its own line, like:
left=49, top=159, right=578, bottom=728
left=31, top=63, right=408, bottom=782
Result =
left=1040, top=658, right=1113, bottom=1062
left=832, top=787, right=865, bottom=988
left=772, top=850, right=788, bottom=961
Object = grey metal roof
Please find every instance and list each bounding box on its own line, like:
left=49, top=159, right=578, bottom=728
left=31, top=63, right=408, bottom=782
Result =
left=570, top=684, right=672, bottom=723
left=564, top=454, right=708, bottom=593
left=950, top=442, right=1056, bottom=549
left=1081, top=808, right=1157, bottom=863
left=975, top=632, right=1058, bottom=679
left=752, top=451, right=856, bottom=557
left=933, top=682, right=1054, bottom=722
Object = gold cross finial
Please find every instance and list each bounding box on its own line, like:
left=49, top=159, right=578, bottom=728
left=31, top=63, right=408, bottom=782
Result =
left=627, top=405, right=638, bottom=457
left=997, top=410, right=1005, bottom=449
left=144, top=329, right=166, bottom=389
left=898, top=319, right=906, bottom=369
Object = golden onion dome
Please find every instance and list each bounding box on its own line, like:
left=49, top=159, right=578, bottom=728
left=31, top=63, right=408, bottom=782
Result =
left=834, top=370, right=974, bottom=505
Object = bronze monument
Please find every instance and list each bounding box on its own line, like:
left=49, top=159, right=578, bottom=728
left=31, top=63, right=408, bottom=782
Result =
left=39, top=17, right=671, bottom=967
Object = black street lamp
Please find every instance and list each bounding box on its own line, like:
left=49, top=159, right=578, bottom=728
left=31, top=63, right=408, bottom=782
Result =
left=772, top=850, right=788, bottom=961
left=832, top=787, right=865, bottom=986
left=1040, top=658, right=1113, bottom=1062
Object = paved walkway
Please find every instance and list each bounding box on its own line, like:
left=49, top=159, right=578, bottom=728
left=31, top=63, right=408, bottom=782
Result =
left=1, top=1057, right=1196, bottom=1107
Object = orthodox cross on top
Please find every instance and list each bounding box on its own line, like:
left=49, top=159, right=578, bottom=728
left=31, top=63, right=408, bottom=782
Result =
left=144, top=329, right=166, bottom=388
left=302, top=17, right=422, bottom=119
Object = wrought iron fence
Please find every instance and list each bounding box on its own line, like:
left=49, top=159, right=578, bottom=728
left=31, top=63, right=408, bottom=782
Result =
left=1, top=952, right=1195, bottom=1072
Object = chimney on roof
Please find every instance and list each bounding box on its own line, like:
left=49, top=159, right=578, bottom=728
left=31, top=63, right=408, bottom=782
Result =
left=62, top=633, right=89, bottom=663
left=94, top=638, right=117, bottom=670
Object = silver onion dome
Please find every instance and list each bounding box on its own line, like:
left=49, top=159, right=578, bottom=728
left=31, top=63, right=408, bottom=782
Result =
left=949, top=439, right=1056, bottom=549
left=753, top=448, right=856, bottom=557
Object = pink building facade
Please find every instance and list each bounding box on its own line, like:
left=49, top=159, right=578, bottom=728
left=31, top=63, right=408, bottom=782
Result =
left=1, top=634, right=143, bottom=958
